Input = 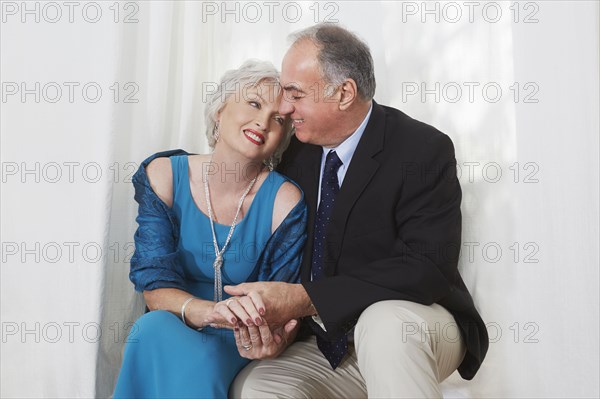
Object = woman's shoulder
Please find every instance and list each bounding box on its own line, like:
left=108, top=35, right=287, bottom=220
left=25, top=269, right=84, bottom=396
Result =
left=139, top=149, right=191, bottom=168
left=275, top=176, right=302, bottom=201
left=264, top=171, right=302, bottom=204
left=270, top=171, right=304, bottom=232
left=137, top=149, right=195, bottom=208
left=145, top=158, right=173, bottom=208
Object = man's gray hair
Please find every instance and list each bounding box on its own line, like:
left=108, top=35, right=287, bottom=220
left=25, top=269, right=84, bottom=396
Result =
left=289, top=23, right=376, bottom=100
left=204, top=59, right=293, bottom=167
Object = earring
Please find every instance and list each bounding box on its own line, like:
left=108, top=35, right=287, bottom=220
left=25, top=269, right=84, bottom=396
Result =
left=265, top=156, right=275, bottom=172
left=213, top=122, right=220, bottom=142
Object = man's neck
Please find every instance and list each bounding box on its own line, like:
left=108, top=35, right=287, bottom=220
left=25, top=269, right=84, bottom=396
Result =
left=327, top=100, right=372, bottom=148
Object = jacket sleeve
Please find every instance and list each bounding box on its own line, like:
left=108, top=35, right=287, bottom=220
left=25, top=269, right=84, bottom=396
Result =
left=129, top=159, right=187, bottom=292
left=257, top=196, right=307, bottom=284
left=304, top=133, right=463, bottom=337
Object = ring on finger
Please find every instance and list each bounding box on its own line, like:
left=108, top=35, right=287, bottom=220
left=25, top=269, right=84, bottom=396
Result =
left=242, top=344, right=253, bottom=351
left=226, top=299, right=235, bottom=307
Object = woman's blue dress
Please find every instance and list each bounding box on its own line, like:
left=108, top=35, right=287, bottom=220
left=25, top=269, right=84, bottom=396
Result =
left=113, top=153, right=306, bottom=398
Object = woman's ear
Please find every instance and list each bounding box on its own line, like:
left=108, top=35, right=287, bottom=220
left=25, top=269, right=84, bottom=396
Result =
left=216, top=102, right=228, bottom=120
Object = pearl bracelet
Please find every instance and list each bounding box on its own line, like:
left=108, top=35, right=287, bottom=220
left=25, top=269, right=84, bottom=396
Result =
left=181, top=297, right=195, bottom=326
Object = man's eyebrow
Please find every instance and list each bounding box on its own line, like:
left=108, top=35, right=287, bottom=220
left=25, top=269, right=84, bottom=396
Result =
left=282, top=84, right=304, bottom=93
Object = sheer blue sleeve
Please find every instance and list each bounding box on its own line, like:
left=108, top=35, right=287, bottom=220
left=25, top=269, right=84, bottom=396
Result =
left=129, top=150, right=189, bottom=292
left=257, top=194, right=307, bottom=283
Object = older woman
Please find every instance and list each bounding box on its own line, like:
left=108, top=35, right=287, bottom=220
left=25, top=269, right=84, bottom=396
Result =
left=113, top=60, right=306, bottom=398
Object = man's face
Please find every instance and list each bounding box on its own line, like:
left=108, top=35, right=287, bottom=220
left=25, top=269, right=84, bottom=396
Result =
left=279, top=40, right=343, bottom=147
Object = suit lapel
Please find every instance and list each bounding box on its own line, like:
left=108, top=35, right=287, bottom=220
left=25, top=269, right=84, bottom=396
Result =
left=324, top=102, right=386, bottom=274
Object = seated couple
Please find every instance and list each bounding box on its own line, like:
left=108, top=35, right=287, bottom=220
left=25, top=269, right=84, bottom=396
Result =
left=114, top=23, right=488, bottom=399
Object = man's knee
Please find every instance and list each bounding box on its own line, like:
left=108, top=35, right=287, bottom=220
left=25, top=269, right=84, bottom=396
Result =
left=230, top=360, right=315, bottom=399
left=357, top=300, right=422, bottom=331
left=229, top=363, right=263, bottom=399
left=355, top=300, right=440, bottom=350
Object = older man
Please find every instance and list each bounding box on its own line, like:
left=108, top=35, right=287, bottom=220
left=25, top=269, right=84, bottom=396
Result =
left=225, top=23, right=488, bottom=398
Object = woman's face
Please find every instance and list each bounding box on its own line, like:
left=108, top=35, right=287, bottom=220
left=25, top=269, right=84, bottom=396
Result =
left=215, top=80, right=287, bottom=163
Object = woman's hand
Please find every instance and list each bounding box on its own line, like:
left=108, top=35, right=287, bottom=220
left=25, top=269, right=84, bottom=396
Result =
left=207, top=295, right=266, bottom=328
left=182, top=298, right=217, bottom=329
left=234, top=319, right=299, bottom=359
left=143, top=288, right=218, bottom=330
left=223, top=282, right=313, bottom=329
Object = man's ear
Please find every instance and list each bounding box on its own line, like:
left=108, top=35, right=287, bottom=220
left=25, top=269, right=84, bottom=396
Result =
left=338, top=78, right=358, bottom=110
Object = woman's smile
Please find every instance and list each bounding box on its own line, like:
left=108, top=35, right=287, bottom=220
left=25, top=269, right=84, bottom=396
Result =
left=243, top=129, right=265, bottom=145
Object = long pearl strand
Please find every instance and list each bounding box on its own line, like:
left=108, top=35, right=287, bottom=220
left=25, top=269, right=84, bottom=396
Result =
left=203, top=157, right=259, bottom=302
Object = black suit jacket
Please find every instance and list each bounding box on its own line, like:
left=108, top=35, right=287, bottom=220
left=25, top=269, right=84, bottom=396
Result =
left=277, top=101, right=488, bottom=380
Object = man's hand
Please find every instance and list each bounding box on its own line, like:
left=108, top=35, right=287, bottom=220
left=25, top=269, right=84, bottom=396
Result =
left=221, top=282, right=313, bottom=330
left=234, top=319, right=299, bottom=360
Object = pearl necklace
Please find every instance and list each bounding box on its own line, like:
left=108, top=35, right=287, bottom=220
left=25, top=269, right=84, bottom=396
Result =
left=203, top=159, right=259, bottom=302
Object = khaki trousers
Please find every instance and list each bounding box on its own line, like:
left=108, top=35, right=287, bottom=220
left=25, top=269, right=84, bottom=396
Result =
left=230, top=300, right=466, bottom=399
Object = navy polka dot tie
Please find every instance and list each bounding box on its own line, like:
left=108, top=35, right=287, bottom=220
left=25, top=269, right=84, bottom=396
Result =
left=311, top=150, right=348, bottom=369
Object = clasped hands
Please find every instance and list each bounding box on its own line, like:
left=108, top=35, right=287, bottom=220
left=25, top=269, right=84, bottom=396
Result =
left=204, top=282, right=302, bottom=359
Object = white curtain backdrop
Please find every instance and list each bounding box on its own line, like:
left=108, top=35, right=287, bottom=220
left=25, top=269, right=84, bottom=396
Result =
left=1, top=1, right=598, bottom=397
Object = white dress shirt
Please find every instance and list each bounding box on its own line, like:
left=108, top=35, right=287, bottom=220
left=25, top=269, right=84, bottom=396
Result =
left=317, top=103, right=373, bottom=204
left=312, top=103, right=373, bottom=331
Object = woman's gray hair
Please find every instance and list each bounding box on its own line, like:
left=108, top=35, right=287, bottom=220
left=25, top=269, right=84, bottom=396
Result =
left=289, top=23, right=376, bottom=100
left=204, top=59, right=293, bottom=167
